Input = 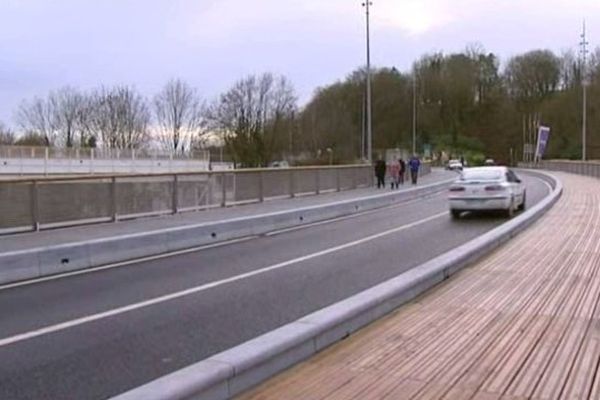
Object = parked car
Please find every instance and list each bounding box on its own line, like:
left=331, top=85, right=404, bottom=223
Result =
left=448, top=166, right=526, bottom=219
left=269, top=160, right=290, bottom=168
left=484, top=158, right=495, bottom=166
left=446, top=159, right=463, bottom=171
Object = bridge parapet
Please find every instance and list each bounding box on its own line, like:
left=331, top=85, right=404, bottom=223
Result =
left=520, top=160, right=600, bottom=178
left=0, top=165, right=377, bottom=234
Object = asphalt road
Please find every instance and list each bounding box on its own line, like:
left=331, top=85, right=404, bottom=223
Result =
left=0, top=173, right=550, bottom=400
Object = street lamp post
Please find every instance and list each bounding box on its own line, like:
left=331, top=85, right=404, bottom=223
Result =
left=580, top=21, right=589, bottom=161
left=412, top=71, right=417, bottom=155
left=362, top=1, right=373, bottom=163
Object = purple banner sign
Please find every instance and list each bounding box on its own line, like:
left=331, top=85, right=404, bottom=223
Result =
left=535, top=126, right=550, bottom=161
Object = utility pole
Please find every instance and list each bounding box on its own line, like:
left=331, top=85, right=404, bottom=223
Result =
left=412, top=70, right=417, bottom=155
left=361, top=91, right=365, bottom=160
left=362, top=1, right=373, bottom=163
left=580, top=20, right=589, bottom=161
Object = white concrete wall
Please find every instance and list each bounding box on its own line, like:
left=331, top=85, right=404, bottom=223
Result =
left=0, top=157, right=210, bottom=175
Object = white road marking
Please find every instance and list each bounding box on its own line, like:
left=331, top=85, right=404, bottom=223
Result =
left=0, top=191, right=446, bottom=291
left=0, top=236, right=258, bottom=292
left=264, top=194, right=442, bottom=236
left=0, top=211, right=448, bottom=348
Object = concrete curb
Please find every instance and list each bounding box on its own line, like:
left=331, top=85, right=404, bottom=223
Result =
left=110, top=170, right=562, bottom=400
left=0, top=178, right=454, bottom=286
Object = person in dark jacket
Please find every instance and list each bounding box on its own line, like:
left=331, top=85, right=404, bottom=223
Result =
left=408, top=155, right=421, bottom=184
left=398, top=158, right=406, bottom=185
left=374, top=157, right=386, bottom=188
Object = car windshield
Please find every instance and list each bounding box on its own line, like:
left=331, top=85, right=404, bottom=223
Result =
left=460, top=169, right=503, bottom=181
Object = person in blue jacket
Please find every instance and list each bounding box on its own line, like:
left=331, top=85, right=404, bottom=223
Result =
left=408, top=155, right=421, bottom=185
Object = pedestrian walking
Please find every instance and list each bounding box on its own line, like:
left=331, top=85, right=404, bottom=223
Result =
left=389, top=157, right=401, bottom=189
left=374, top=156, right=386, bottom=189
left=408, top=155, right=421, bottom=185
left=398, top=158, right=406, bottom=185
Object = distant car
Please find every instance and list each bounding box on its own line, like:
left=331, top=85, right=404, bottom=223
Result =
left=446, top=159, right=463, bottom=171
left=448, top=166, right=526, bottom=219
left=269, top=161, right=290, bottom=168
left=484, top=158, right=495, bottom=166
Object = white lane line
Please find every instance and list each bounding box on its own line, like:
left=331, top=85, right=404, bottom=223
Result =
left=265, top=193, right=444, bottom=236
left=0, top=211, right=448, bottom=348
left=0, top=190, right=447, bottom=291
left=0, top=236, right=258, bottom=292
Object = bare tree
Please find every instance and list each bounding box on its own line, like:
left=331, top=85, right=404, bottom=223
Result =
left=16, top=87, right=88, bottom=147
left=87, top=86, right=151, bottom=149
left=0, top=122, right=15, bottom=145
left=15, top=97, right=54, bottom=146
left=48, top=87, right=86, bottom=147
left=154, top=79, right=204, bottom=153
left=209, top=73, right=297, bottom=167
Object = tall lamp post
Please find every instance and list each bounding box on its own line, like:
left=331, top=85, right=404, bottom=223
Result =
left=412, top=70, right=417, bottom=155
left=580, top=21, right=589, bottom=161
left=362, top=1, right=373, bottom=163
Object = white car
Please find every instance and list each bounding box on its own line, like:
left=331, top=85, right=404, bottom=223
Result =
left=446, top=159, right=463, bottom=171
left=269, top=160, right=290, bottom=168
left=448, top=166, right=526, bottom=219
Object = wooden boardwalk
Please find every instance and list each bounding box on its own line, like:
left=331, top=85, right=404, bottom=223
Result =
left=239, top=172, right=600, bottom=400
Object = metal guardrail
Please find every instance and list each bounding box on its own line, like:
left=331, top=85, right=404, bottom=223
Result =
left=0, top=165, right=375, bottom=234
left=519, top=160, right=600, bottom=179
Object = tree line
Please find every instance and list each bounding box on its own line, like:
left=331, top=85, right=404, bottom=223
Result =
left=2, top=45, right=600, bottom=166
left=302, top=45, right=600, bottom=164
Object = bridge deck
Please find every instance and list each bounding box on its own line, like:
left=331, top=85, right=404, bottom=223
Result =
left=240, top=172, right=600, bottom=400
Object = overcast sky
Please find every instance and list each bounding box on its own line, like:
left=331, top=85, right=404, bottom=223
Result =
left=1, top=0, right=599, bottom=127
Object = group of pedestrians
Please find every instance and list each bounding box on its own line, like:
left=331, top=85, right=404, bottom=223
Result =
left=374, top=155, right=421, bottom=189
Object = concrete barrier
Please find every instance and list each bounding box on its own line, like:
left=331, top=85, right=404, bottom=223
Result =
left=0, top=178, right=454, bottom=285
left=110, top=170, right=562, bottom=400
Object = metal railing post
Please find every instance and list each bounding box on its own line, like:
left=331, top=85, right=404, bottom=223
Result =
left=44, top=147, right=48, bottom=176
left=207, top=173, right=214, bottom=207
left=131, top=149, right=136, bottom=173
left=221, top=173, right=227, bottom=207
left=90, top=148, right=94, bottom=175
left=259, top=171, right=265, bottom=202
left=111, top=176, right=118, bottom=222
left=19, top=147, right=23, bottom=176
left=30, top=180, right=40, bottom=231
left=315, top=169, right=320, bottom=195
left=289, top=170, right=295, bottom=198
left=172, top=174, right=179, bottom=214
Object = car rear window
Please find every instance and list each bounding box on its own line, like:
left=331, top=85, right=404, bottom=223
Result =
left=460, top=169, right=503, bottom=181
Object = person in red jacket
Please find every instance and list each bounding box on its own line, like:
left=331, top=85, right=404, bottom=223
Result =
left=389, top=157, right=401, bottom=189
